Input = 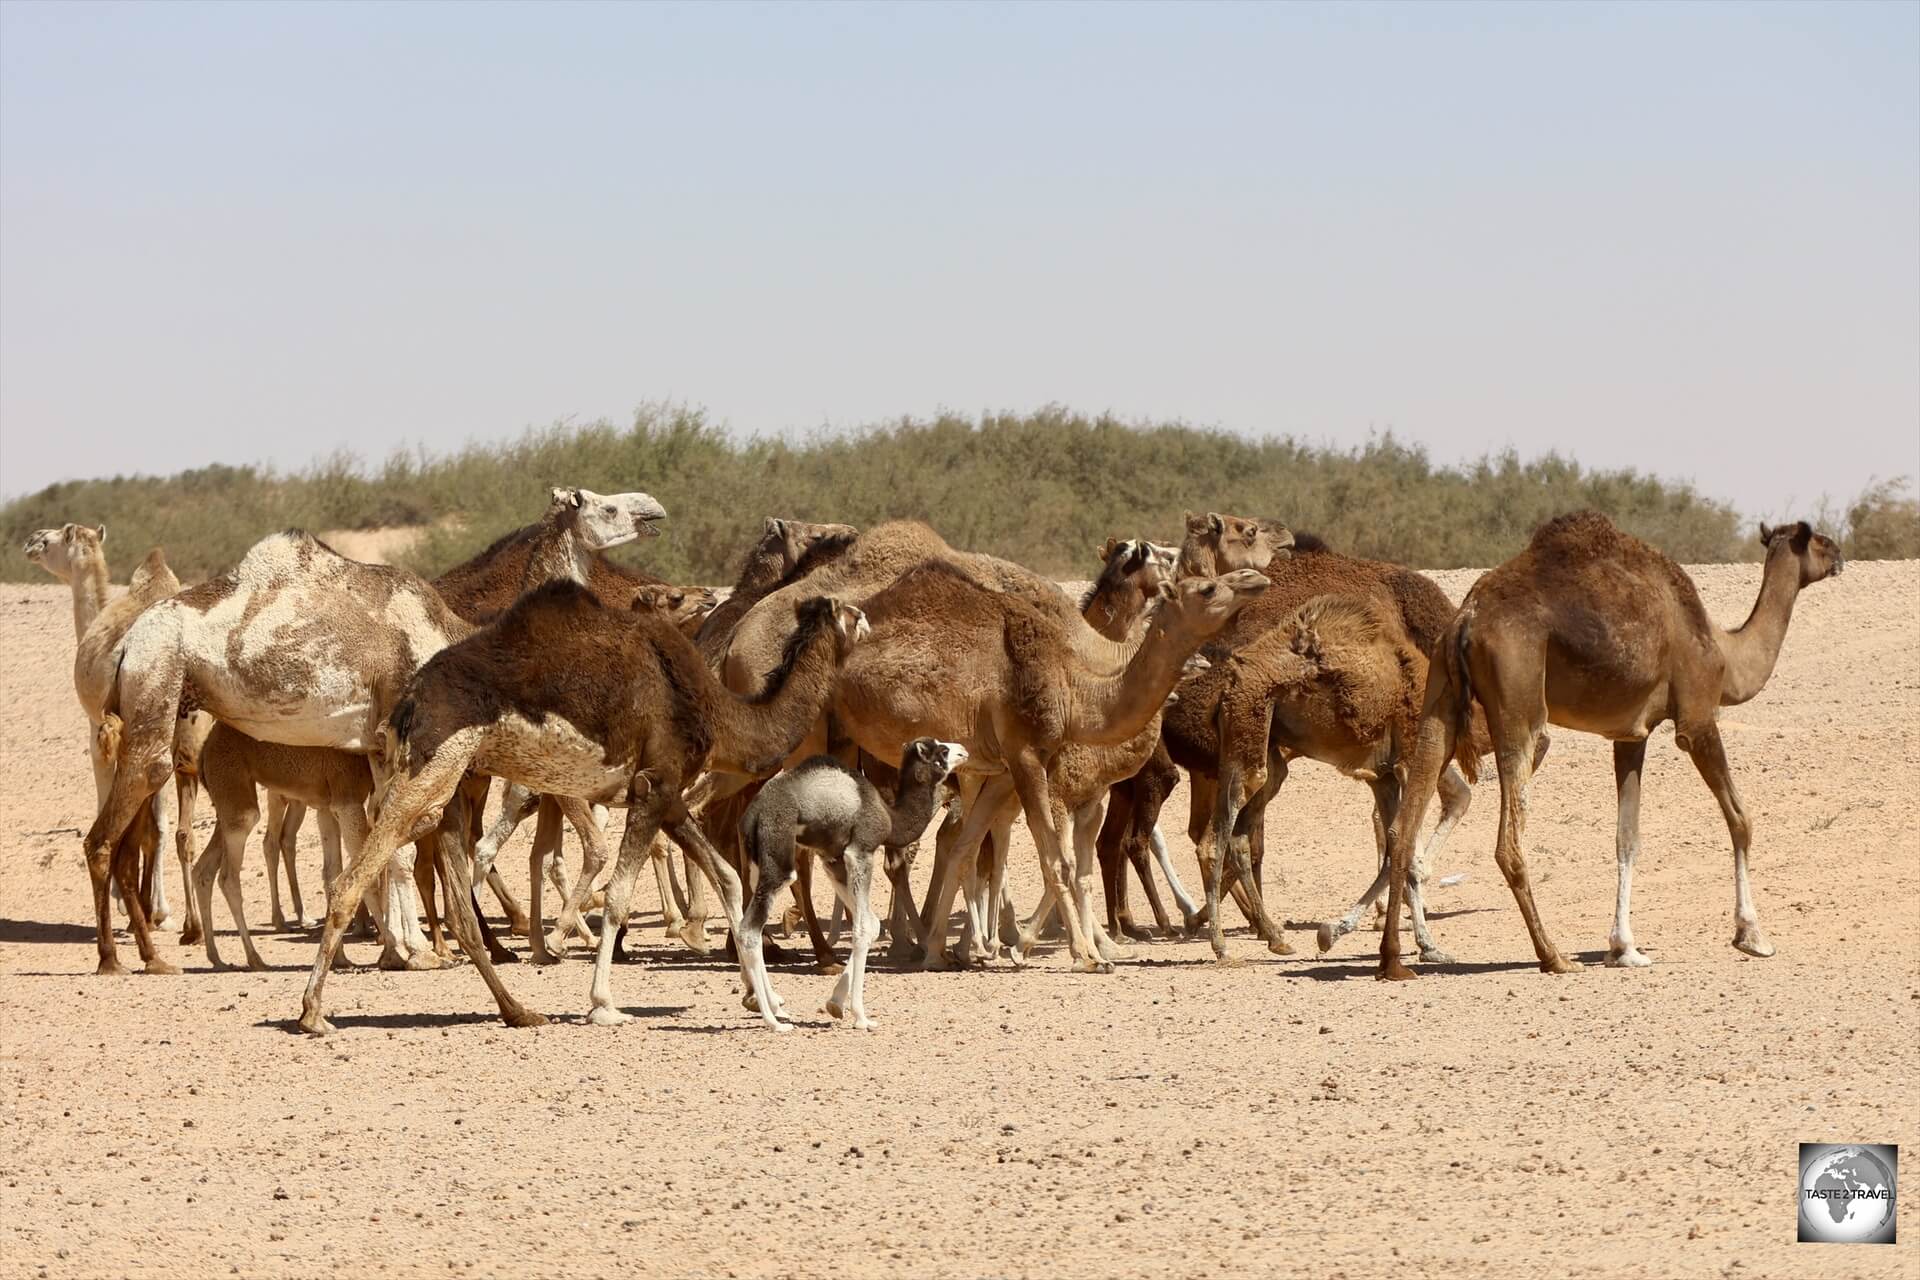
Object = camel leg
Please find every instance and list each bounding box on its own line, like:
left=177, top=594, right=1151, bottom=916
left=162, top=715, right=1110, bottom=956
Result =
left=824, top=848, right=881, bottom=1029
left=1680, top=725, right=1773, bottom=959
left=145, top=786, right=175, bottom=930
left=1148, top=825, right=1200, bottom=933
left=411, top=850, right=449, bottom=962
left=214, top=803, right=269, bottom=972
left=430, top=810, right=543, bottom=1027
left=110, top=811, right=176, bottom=974
left=264, top=795, right=297, bottom=931
left=1488, top=729, right=1575, bottom=974
left=732, top=836, right=792, bottom=1032
left=793, top=851, right=842, bottom=974
left=587, top=793, right=670, bottom=1026
left=985, top=808, right=1020, bottom=958
left=1070, top=797, right=1134, bottom=963
left=523, top=799, right=564, bottom=963
left=541, top=801, right=603, bottom=960
left=919, top=778, right=1008, bottom=971
left=1122, top=823, right=1171, bottom=940
left=650, top=838, right=689, bottom=936
left=171, top=772, right=199, bottom=941
left=191, top=820, right=232, bottom=970
left=883, top=853, right=925, bottom=961
left=299, top=750, right=472, bottom=1034
left=1009, top=752, right=1104, bottom=973
left=1607, top=740, right=1654, bottom=967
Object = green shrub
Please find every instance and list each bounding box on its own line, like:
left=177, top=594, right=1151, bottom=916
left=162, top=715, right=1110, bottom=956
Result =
left=5, top=402, right=1877, bottom=586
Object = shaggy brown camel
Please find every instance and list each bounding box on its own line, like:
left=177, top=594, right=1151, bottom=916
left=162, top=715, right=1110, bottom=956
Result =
left=1176, top=511, right=1289, bottom=577
left=824, top=559, right=1269, bottom=972
left=81, top=488, right=666, bottom=977
left=1113, top=520, right=1500, bottom=942
left=24, top=524, right=204, bottom=939
left=296, top=585, right=869, bottom=1033
left=1375, top=512, right=1842, bottom=981
left=1168, top=593, right=1463, bottom=963
left=634, top=583, right=719, bottom=637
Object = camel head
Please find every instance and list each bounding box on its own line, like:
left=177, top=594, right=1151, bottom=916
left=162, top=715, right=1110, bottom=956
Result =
left=1758, top=521, right=1844, bottom=588
left=632, top=584, right=718, bottom=627
left=1161, top=568, right=1270, bottom=637
left=22, top=523, right=106, bottom=583
left=765, top=517, right=859, bottom=573
left=900, top=737, right=969, bottom=787
left=550, top=487, right=668, bottom=548
left=1095, top=536, right=1174, bottom=603
left=793, top=595, right=870, bottom=656
left=1181, top=511, right=1286, bottom=575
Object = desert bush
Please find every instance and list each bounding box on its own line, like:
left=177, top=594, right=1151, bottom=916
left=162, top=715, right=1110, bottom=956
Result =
left=4, top=402, right=1863, bottom=585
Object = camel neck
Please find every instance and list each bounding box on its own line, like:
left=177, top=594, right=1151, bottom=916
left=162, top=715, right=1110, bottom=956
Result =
left=521, top=521, right=590, bottom=595
left=69, top=556, right=111, bottom=641
left=885, top=775, right=945, bottom=850
left=1068, top=614, right=1189, bottom=746
left=731, top=549, right=788, bottom=602
left=1715, top=549, right=1802, bottom=706
left=709, top=631, right=838, bottom=775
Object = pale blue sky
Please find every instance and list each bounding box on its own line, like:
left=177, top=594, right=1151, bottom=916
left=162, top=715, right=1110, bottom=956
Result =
left=2, top=1, right=1915, bottom=517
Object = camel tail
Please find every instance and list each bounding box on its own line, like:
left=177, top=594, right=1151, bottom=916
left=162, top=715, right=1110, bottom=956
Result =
left=96, top=713, right=125, bottom=770
left=1442, top=610, right=1480, bottom=786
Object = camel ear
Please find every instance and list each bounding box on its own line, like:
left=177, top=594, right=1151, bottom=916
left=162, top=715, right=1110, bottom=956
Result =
left=1183, top=510, right=1205, bottom=532
left=1206, top=512, right=1225, bottom=536
left=765, top=517, right=784, bottom=538
left=94, top=524, right=106, bottom=545
left=1758, top=523, right=1773, bottom=546
left=551, top=487, right=582, bottom=509
left=61, top=522, right=76, bottom=540
left=1097, top=536, right=1118, bottom=562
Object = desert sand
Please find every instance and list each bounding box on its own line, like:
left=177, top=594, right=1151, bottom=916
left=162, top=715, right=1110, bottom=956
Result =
left=1, top=563, right=1915, bottom=1279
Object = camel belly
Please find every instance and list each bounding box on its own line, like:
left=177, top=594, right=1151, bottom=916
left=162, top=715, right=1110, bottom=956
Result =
left=471, top=714, right=634, bottom=802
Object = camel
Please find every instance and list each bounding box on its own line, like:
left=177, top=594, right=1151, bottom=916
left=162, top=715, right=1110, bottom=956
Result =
left=432, top=487, right=671, bottom=620
left=81, top=487, right=667, bottom=977
left=1108, top=519, right=1500, bottom=941
left=778, top=534, right=1179, bottom=972
left=188, top=723, right=418, bottom=971
left=466, top=517, right=857, bottom=955
left=821, top=558, right=1270, bottom=972
left=24, top=524, right=198, bottom=937
left=719, top=521, right=1152, bottom=701
left=296, top=584, right=870, bottom=1033
left=634, top=583, right=719, bottom=637
left=738, top=738, right=968, bottom=1030
left=1163, top=593, right=1464, bottom=963
left=1374, top=512, right=1842, bottom=981
left=1176, top=510, right=1291, bottom=578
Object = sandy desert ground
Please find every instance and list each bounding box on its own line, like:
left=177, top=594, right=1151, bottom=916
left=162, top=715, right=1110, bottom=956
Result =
left=1, top=562, right=1915, bottom=1279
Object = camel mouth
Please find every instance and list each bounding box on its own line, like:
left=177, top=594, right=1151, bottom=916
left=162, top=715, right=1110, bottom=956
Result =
left=633, top=513, right=665, bottom=539
left=22, top=534, right=50, bottom=560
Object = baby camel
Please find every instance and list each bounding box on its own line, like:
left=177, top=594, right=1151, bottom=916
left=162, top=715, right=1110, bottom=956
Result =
left=739, top=738, right=968, bottom=1030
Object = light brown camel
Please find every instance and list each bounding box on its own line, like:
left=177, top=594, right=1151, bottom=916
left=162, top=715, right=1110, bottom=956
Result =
left=1375, top=512, right=1841, bottom=980
left=634, top=583, right=719, bottom=637
left=719, top=520, right=1146, bottom=701
left=297, top=583, right=868, bottom=1032
left=822, top=559, right=1269, bottom=972
left=796, top=534, right=1179, bottom=971
left=694, top=518, right=859, bottom=662
left=24, top=524, right=200, bottom=937
left=1176, top=511, right=1289, bottom=578
left=188, top=723, right=414, bottom=971
left=81, top=488, right=666, bottom=977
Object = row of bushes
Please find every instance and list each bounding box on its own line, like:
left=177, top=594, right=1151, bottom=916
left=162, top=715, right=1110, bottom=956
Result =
left=2, top=405, right=1913, bottom=585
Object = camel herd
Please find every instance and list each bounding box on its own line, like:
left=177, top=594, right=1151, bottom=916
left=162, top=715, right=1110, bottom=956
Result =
left=21, top=488, right=1842, bottom=1032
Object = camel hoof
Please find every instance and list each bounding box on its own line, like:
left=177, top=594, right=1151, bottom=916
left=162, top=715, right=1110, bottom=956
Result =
left=543, top=930, right=572, bottom=957
left=506, top=915, right=532, bottom=938
left=1117, top=920, right=1155, bottom=943
left=1213, top=953, right=1247, bottom=969
left=764, top=1019, right=793, bottom=1033
left=1266, top=937, right=1296, bottom=957
left=1606, top=947, right=1653, bottom=968
left=1315, top=922, right=1341, bottom=954
left=142, top=957, right=181, bottom=976
left=918, top=949, right=957, bottom=973
left=851, top=1015, right=876, bottom=1031
left=297, top=1013, right=336, bottom=1036
left=179, top=925, right=202, bottom=947
left=1377, top=960, right=1418, bottom=981
left=96, top=957, right=129, bottom=977
left=824, top=997, right=846, bottom=1020
left=269, top=916, right=289, bottom=934
left=487, top=948, right=519, bottom=966
left=1099, top=944, right=1138, bottom=964
left=1417, top=948, right=1457, bottom=966
left=816, top=961, right=845, bottom=976
left=502, top=1007, right=547, bottom=1029
left=587, top=1006, right=632, bottom=1027
left=1732, top=929, right=1775, bottom=958
left=403, top=951, right=448, bottom=972
left=676, top=921, right=711, bottom=955
left=1541, top=954, right=1582, bottom=975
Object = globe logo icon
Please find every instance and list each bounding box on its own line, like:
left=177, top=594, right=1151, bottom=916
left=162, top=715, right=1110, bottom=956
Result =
left=1799, top=1145, right=1897, bottom=1244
